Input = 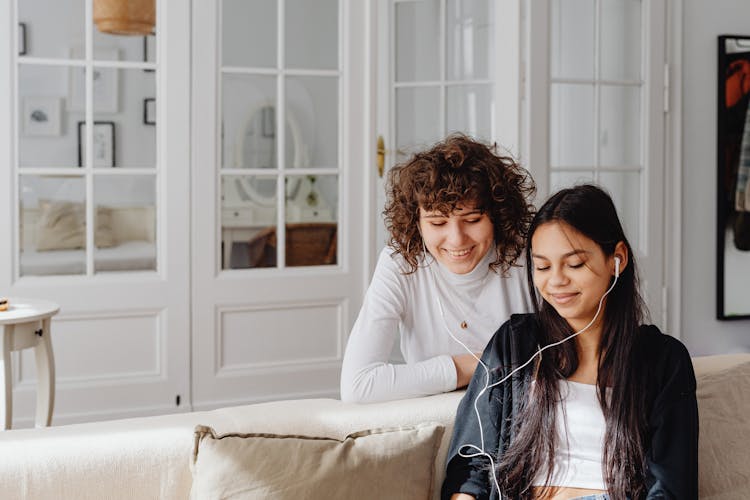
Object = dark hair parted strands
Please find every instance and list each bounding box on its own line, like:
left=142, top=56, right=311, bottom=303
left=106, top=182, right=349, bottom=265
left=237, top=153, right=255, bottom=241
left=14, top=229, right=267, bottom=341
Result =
left=383, top=134, right=536, bottom=274
left=496, top=184, right=649, bottom=500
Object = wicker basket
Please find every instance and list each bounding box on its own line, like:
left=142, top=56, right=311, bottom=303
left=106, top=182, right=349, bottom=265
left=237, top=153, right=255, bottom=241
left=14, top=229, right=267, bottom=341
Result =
left=247, top=223, right=337, bottom=268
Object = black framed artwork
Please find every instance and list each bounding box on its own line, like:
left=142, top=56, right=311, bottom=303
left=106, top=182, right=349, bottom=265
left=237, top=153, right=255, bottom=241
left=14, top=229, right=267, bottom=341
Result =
left=143, top=33, right=155, bottom=72
left=143, top=98, right=156, bottom=125
left=77, top=121, right=116, bottom=168
left=18, top=22, right=27, bottom=56
left=717, top=35, right=750, bottom=320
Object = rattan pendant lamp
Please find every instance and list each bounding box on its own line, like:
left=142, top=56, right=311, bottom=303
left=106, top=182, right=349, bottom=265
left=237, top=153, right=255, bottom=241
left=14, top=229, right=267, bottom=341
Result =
left=93, top=0, right=155, bottom=35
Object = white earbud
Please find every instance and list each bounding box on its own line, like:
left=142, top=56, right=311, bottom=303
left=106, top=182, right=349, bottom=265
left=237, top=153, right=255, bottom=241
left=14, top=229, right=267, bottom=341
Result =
left=614, top=256, right=621, bottom=278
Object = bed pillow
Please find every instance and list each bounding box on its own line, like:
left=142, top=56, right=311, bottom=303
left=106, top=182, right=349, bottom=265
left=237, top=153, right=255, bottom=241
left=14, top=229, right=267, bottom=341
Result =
left=36, top=200, right=85, bottom=251
left=94, top=206, right=116, bottom=248
left=189, top=422, right=444, bottom=500
left=35, top=201, right=116, bottom=250
left=696, top=360, right=750, bottom=498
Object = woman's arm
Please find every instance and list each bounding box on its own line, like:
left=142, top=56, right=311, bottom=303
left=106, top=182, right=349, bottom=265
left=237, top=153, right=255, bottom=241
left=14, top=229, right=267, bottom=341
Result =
left=453, top=353, right=481, bottom=389
left=340, top=251, right=458, bottom=403
left=645, top=336, right=699, bottom=499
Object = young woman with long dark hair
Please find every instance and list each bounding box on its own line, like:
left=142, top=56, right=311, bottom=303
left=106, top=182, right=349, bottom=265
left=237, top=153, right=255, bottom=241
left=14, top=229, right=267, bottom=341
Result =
left=442, top=184, right=698, bottom=500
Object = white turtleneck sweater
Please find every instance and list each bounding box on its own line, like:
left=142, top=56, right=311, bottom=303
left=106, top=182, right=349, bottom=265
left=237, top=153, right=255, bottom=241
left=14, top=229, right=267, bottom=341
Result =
left=340, top=246, right=531, bottom=403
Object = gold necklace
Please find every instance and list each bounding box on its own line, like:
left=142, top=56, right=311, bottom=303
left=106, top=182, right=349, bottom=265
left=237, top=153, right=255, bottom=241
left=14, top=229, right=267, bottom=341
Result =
left=430, top=259, right=491, bottom=332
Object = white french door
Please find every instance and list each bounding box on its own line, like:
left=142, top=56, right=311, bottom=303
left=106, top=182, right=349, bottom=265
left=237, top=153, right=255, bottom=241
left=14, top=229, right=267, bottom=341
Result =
left=525, top=0, right=668, bottom=327
left=191, top=0, right=369, bottom=409
left=377, top=0, right=669, bottom=329
left=0, top=0, right=191, bottom=425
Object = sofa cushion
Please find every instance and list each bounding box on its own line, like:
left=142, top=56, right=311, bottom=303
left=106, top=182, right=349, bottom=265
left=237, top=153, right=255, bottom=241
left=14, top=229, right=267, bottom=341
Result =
left=697, top=360, right=750, bottom=498
left=189, top=422, right=444, bottom=500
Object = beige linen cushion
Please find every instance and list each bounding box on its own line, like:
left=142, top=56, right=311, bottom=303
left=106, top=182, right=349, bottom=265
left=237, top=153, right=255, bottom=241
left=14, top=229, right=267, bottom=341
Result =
left=189, top=422, right=445, bottom=500
left=697, top=360, right=750, bottom=498
left=35, top=200, right=116, bottom=250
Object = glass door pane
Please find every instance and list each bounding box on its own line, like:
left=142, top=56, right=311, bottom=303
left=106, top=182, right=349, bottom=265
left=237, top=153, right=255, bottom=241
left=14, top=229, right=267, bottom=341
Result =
left=395, top=1, right=440, bottom=82
left=222, top=0, right=277, bottom=68
left=93, top=175, right=156, bottom=273
left=18, top=0, right=86, bottom=60
left=446, top=0, right=492, bottom=81
left=19, top=175, right=86, bottom=276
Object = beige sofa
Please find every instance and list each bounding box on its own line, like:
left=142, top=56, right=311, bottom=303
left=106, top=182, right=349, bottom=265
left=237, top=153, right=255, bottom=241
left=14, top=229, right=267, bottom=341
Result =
left=0, top=353, right=748, bottom=499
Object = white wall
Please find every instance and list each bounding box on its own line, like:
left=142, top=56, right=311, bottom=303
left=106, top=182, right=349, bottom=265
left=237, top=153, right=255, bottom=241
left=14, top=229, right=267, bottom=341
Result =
left=681, top=0, right=750, bottom=354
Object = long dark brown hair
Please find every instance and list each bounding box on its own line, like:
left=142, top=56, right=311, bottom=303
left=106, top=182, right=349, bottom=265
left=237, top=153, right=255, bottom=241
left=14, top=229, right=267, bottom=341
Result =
left=495, top=184, right=649, bottom=500
left=383, top=134, right=535, bottom=274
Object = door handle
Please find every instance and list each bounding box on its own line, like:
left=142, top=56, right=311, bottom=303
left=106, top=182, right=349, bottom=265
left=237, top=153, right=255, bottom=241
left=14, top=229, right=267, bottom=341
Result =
left=376, top=136, right=406, bottom=178
left=376, top=135, right=386, bottom=178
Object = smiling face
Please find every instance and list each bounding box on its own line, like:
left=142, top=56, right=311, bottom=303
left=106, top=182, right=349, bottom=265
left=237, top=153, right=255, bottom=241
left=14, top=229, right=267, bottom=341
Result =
left=531, top=221, right=625, bottom=332
left=418, top=203, right=495, bottom=274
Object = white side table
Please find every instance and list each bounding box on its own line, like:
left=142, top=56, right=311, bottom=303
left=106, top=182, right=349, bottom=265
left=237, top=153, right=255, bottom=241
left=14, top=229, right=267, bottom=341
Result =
left=0, top=297, right=59, bottom=430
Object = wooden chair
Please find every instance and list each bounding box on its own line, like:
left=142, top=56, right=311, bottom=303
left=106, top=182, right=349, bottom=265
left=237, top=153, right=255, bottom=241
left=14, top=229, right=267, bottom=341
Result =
left=247, top=222, right=337, bottom=268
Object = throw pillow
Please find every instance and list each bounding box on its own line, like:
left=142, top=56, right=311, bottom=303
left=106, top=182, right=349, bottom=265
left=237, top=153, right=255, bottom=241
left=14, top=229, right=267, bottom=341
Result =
left=36, top=200, right=85, bottom=251
left=189, top=422, right=445, bottom=500
left=35, top=201, right=117, bottom=250
left=94, top=206, right=117, bottom=248
left=696, top=360, right=750, bottom=498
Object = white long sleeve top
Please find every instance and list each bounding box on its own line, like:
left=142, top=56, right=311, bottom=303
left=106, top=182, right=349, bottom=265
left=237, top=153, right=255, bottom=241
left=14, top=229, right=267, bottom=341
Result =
left=340, top=246, right=532, bottom=403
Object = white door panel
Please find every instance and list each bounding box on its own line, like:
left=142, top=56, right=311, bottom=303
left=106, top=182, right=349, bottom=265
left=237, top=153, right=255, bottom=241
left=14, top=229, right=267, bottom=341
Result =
left=0, top=0, right=191, bottom=426
left=192, top=0, right=367, bottom=408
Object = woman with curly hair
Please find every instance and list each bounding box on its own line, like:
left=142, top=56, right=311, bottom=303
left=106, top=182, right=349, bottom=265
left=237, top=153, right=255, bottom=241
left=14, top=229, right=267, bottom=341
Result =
left=340, top=134, right=536, bottom=403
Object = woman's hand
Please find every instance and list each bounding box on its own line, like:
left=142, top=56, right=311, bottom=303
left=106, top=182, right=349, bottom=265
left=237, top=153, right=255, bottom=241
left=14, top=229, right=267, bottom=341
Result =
left=450, top=494, right=476, bottom=500
left=452, top=353, right=481, bottom=389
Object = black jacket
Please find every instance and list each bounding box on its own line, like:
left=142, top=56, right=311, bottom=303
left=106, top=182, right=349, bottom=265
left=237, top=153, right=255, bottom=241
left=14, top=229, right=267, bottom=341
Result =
left=441, top=313, right=698, bottom=500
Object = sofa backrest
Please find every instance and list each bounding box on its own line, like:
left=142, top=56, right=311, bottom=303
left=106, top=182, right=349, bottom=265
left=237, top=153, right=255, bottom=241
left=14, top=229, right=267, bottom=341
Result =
left=0, top=353, right=747, bottom=500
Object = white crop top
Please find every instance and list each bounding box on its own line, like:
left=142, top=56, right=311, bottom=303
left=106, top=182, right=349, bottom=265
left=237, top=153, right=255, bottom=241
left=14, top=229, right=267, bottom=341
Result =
left=531, top=380, right=608, bottom=490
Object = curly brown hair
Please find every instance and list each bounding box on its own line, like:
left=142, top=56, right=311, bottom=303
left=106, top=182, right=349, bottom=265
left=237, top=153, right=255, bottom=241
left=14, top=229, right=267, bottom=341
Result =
left=384, top=134, right=535, bottom=274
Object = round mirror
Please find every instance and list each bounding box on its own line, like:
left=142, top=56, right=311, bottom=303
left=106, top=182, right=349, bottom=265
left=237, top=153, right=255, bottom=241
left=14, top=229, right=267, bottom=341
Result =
left=234, top=103, right=306, bottom=206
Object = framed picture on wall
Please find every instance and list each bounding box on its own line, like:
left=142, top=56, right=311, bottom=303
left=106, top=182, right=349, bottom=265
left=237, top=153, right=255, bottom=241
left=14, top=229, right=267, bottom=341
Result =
left=78, top=121, right=115, bottom=168
left=68, top=47, right=119, bottom=113
left=142, top=33, right=156, bottom=72
left=143, top=98, right=156, bottom=125
left=717, top=35, right=750, bottom=319
left=18, top=22, right=27, bottom=56
left=22, top=96, right=62, bottom=136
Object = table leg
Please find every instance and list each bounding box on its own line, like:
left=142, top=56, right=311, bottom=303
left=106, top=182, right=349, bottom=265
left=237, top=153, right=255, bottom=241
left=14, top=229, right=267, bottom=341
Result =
left=34, top=318, right=55, bottom=428
left=1, top=326, right=12, bottom=430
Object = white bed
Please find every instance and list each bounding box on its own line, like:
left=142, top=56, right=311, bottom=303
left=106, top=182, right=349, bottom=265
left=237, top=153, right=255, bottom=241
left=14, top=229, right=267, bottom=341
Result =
left=20, top=204, right=157, bottom=276
left=20, top=240, right=157, bottom=276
